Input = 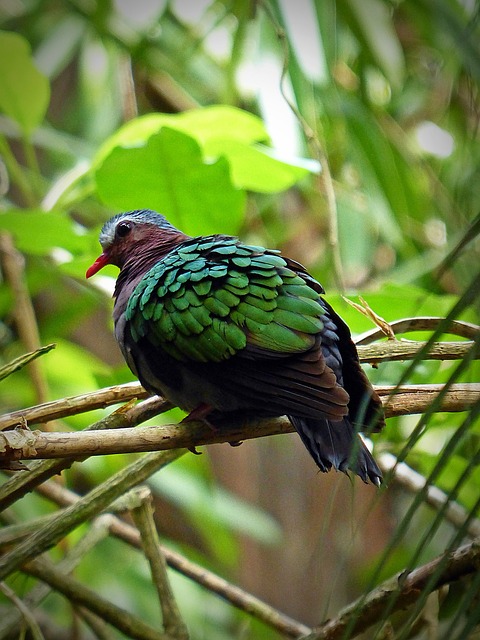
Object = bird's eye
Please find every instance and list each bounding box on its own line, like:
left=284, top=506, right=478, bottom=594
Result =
left=116, top=221, right=132, bottom=238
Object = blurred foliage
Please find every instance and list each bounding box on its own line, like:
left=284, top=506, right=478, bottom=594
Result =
left=0, top=0, right=479, bottom=638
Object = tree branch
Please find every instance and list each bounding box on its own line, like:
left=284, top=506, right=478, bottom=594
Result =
left=0, top=396, right=171, bottom=510
left=356, top=341, right=476, bottom=364
left=0, top=384, right=478, bottom=463
left=0, top=449, right=184, bottom=581
left=301, top=536, right=480, bottom=640
left=0, top=514, right=114, bottom=637
left=378, top=453, right=480, bottom=539
left=23, top=557, right=171, bottom=640
left=0, top=381, right=149, bottom=431
left=0, top=333, right=476, bottom=432
left=2, top=464, right=312, bottom=639
left=355, top=317, right=480, bottom=343
left=128, top=487, right=189, bottom=640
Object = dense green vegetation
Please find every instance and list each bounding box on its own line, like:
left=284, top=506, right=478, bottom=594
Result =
left=0, top=1, right=479, bottom=638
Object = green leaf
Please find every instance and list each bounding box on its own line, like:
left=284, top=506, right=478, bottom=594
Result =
left=204, top=140, right=316, bottom=192
left=94, top=127, right=246, bottom=236
left=175, top=104, right=270, bottom=146
left=343, top=0, right=405, bottom=88
left=95, top=105, right=269, bottom=164
left=94, top=105, right=317, bottom=194
left=0, top=210, right=90, bottom=256
left=0, top=31, right=50, bottom=135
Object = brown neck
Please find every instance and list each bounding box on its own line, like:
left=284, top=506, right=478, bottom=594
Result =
left=114, top=232, right=190, bottom=300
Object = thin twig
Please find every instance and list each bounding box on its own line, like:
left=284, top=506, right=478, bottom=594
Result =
left=75, top=607, right=117, bottom=640
left=379, top=452, right=480, bottom=538
left=128, top=487, right=189, bottom=639
left=0, top=134, right=36, bottom=205
left=0, top=233, right=49, bottom=404
left=301, top=536, right=480, bottom=640
left=0, top=582, right=45, bottom=640
left=0, top=344, right=56, bottom=382
left=355, top=317, right=480, bottom=344
left=6, top=478, right=312, bottom=639
left=0, top=449, right=184, bottom=580
left=0, top=515, right=113, bottom=638
left=23, top=558, right=170, bottom=640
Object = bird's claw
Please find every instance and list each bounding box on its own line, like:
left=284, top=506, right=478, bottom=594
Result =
left=188, top=445, right=202, bottom=455
left=228, top=440, right=243, bottom=447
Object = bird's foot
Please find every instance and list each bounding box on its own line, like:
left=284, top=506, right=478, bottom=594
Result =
left=181, top=403, right=214, bottom=426
left=182, top=405, right=243, bottom=449
left=182, top=404, right=215, bottom=456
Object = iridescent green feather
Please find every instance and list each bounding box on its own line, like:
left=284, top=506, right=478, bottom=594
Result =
left=125, top=235, right=324, bottom=363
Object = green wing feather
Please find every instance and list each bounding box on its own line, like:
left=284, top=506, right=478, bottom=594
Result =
left=126, top=236, right=324, bottom=363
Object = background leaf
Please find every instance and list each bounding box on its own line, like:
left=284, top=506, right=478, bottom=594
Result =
left=0, top=31, right=50, bottom=135
left=95, top=127, right=246, bottom=236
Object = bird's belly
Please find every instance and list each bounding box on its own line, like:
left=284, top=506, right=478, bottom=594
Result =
left=131, top=345, right=247, bottom=414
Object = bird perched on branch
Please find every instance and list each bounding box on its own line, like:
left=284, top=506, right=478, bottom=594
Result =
left=87, top=209, right=384, bottom=484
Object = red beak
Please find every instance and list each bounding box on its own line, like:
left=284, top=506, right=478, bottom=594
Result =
left=86, top=253, right=110, bottom=278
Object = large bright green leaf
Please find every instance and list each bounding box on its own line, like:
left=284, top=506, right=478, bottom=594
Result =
left=94, top=106, right=269, bottom=164
left=0, top=31, right=50, bottom=135
left=204, top=140, right=316, bottom=192
left=94, top=127, right=246, bottom=236
left=94, top=105, right=317, bottom=193
left=0, top=210, right=89, bottom=256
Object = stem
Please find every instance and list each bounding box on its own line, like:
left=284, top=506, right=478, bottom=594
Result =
left=0, top=133, right=36, bottom=206
left=129, top=487, right=189, bottom=639
left=0, top=448, right=184, bottom=580
left=22, top=134, right=42, bottom=199
left=0, top=233, right=49, bottom=404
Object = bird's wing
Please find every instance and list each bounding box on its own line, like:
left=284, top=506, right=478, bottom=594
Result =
left=125, top=235, right=351, bottom=420
left=126, top=236, right=325, bottom=364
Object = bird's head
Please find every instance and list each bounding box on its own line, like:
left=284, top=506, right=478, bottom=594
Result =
left=86, top=209, right=184, bottom=278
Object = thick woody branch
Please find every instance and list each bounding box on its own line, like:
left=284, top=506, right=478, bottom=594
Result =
left=0, top=396, right=172, bottom=510
left=23, top=558, right=170, bottom=640
left=302, top=536, right=480, bottom=640
left=2, top=461, right=311, bottom=638
left=0, top=381, right=149, bottom=431
left=356, top=340, right=475, bottom=364
left=0, top=384, right=478, bottom=463
left=1, top=331, right=477, bottom=432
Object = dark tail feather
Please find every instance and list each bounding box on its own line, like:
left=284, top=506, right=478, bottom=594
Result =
left=289, top=415, right=382, bottom=485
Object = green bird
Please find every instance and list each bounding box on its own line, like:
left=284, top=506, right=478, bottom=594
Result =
left=87, top=209, right=385, bottom=484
